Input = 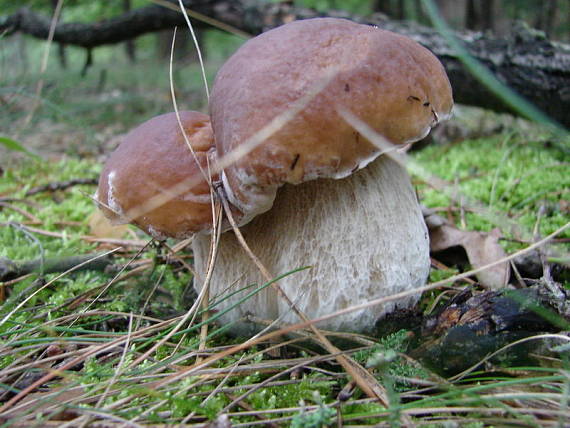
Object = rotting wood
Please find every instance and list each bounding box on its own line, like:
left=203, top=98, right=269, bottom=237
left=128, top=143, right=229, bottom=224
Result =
left=411, top=284, right=570, bottom=376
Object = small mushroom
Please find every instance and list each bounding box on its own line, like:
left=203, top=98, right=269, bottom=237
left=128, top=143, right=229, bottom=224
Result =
left=192, top=18, right=453, bottom=334
left=96, top=111, right=217, bottom=240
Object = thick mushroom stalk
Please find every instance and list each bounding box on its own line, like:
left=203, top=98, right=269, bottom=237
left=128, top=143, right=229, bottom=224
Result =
left=193, top=156, right=429, bottom=334
left=193, top=18, right=453, bottom=334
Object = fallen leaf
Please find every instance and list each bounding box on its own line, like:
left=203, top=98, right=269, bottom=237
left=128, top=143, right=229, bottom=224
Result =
left=88, top=210, right=130, bottom=239
left=424, top=208, right=510, bottom=289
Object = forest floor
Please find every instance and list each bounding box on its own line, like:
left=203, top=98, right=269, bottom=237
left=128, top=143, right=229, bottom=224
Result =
left=0, top=38, right=569, bottom=427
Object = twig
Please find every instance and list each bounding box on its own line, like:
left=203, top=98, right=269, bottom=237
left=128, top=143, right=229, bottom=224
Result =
left=0, top=253, right=114, bottom=282
left=25, top=178, right=98, bottom=196
left=0, top=202, right=40, bottom=222
left=0, top=198, right=41, bottom=208
left=509, top=259, right=527, bottom=289
left=0, top=222, right=147, bottom=247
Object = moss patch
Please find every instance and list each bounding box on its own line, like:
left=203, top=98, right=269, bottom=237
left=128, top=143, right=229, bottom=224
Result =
left=412, top=134, right=569, bottom=245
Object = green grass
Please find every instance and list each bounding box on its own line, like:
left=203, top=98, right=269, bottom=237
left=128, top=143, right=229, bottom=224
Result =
left=1, top=114, right=569, bottom=428
left=2, top=151, right=566, bottom=423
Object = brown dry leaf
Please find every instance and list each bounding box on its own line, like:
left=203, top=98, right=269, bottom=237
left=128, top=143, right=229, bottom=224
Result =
left=88, top=209, right=130, bottom=239
left=424, top=208, right=510, bottom=289
left=4, top=385, right=85, bottom=423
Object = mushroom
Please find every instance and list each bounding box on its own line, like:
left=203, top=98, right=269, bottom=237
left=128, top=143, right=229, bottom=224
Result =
left=192, top=18, right=453, bottom=334
left=96, top=111, right=217, bottom=241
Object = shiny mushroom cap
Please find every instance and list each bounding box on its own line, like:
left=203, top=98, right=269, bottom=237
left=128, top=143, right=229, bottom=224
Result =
left=210, top=18, right=453, bottom=223
left=96, top=111, right=216, bottom=240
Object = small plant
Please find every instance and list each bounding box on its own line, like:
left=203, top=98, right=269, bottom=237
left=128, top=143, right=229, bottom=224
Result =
left=291, top=392, right=336, bottom=428
left=0, top=136, right=41, bottom=159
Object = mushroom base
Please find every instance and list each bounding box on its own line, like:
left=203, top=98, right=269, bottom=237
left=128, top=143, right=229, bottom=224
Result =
left=192, top=156, right=430, bottom=335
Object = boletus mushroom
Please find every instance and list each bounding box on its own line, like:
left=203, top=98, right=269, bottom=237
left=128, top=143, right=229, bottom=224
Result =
left=192, top=18, right=453, bottom=334
left=96, top=18, right=453, bottom=335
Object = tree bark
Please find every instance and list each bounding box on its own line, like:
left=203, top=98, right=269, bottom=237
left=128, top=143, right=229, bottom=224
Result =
left=1, top=1, right=569, bottom=127
left=466, top=0, right=495, bottom=32
left=466, top=0, right=476, bottom=30
left=535, top=0, right=558, bottom=39
left=123, top=0, right=137, bottom=63
left=50, top=0, right=67, bottom=68
left=411, top=284, right=569, bottom=376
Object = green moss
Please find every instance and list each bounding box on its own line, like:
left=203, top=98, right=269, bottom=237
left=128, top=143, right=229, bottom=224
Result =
left=249, top=376, right=336, bottom=411
left=0, top=157, right=101, bottom=259
left=340, top=401, right=385, bottom=424
left=429, top=266, right=460, bottom=283
left=352, top=330, right=428, bottom=392
left=1, top=128, right=567, bottom=425
left=412, top=135, right=569, bottom=244
left=172, top=393, right=229, bottom=420
left=353, top=330, right=410, bottom=364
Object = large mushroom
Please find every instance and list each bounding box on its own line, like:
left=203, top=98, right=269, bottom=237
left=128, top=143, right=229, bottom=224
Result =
left=95, top=18, right=453, bottom=335
left=192, top=18, right=453, bottom=334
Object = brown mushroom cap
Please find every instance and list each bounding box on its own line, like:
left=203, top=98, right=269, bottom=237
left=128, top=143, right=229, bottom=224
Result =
left=210, top=18, right=453, bottom=221
left=96, top=111, right=216, bottom=240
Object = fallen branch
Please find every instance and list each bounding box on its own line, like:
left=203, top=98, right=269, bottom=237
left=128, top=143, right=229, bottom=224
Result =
left=413, top=285, right=569, bottom=375
left=25, top=178, right=98, bottom=197
left=0, top=253, right=113, bottom=282
left=0, top=222, right=148, bottom=247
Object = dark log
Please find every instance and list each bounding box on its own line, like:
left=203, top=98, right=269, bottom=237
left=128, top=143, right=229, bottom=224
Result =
left=0, top=2, right=227, bottom=47
left=410, top=284, right=570, bottom=376
left=1, top=1, right=569, bottom=127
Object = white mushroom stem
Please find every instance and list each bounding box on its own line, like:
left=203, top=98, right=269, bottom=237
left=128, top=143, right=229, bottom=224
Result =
left=192, top=155, right=430, bottom=334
